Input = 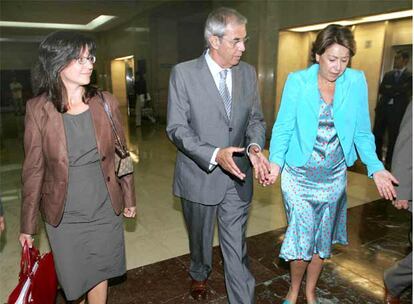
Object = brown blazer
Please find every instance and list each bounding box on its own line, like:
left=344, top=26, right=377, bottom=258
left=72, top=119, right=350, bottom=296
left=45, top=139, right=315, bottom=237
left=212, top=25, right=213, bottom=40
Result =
left=21, top=91, right=136, bottom=235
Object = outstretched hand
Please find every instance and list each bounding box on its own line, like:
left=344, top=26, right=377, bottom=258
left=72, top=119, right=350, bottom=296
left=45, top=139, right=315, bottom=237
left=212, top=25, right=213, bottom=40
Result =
left=216, top=147, right=246, bottom=180
left=373, top=169, right=399, bottom=200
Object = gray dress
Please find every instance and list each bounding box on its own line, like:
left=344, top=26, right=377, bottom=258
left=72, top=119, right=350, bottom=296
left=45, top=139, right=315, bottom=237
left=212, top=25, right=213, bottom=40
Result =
left=45, top=110, right=125, bottom=301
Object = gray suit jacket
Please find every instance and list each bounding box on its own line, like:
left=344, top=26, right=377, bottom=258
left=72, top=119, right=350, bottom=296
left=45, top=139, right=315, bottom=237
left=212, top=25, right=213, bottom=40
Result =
left=166, top=54, right=266, bottom=204
left=392, top=101, right=412, bottom=205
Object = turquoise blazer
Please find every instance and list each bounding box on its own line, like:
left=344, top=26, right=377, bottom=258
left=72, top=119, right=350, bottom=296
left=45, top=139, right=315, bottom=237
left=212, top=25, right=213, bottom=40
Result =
left=269, top=64, right=384, bottom=177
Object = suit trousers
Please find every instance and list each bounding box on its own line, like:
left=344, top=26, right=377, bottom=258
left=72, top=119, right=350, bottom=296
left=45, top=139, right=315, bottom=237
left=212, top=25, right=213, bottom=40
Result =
left=181, top=180, right=255, bottom=304
left=384, top=251, right=412, bottom=297
left=373, top=105, right=406, bottom=166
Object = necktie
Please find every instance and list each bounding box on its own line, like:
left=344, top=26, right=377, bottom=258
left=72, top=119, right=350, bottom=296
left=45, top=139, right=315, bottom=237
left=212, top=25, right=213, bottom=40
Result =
left=219, top=69, right=232, bottom=118
left=395, top=70, right=401, bottom=82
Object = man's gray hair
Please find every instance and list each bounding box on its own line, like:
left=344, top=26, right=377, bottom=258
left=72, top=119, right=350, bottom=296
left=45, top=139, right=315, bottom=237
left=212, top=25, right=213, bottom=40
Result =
left=204, top=7, right=247, bottom=47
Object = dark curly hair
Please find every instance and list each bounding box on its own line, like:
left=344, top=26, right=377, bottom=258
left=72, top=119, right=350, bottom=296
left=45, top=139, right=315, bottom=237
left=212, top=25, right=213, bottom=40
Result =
left=311, top=24, right=356, bottom=64
left=32, top=31, right=97, bottom=113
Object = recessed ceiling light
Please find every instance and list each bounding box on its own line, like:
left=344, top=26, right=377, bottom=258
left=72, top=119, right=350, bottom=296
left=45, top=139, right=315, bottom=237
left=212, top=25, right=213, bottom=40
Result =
left=114, top=55, right=134, bottom=61
left=288, top=10, right=412, bottom=32
left=0, top=15, right=116, bottom=30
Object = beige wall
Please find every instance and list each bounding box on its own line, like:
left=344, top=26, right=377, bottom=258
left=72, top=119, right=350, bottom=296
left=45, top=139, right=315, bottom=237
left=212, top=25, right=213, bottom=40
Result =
left=111, top=60, right=127, bottom=106
left=275, top=31, right=315, bottom=119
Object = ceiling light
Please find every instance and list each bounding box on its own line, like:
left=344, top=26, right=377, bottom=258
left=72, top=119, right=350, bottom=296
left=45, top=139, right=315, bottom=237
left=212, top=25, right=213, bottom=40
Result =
left=288, top=9, right=412, bottom=32
left=289, top=21, right=354, bottom=32
left=0, top=15, right=116, bottom=30
left=114, top=55, right=134, bottom=61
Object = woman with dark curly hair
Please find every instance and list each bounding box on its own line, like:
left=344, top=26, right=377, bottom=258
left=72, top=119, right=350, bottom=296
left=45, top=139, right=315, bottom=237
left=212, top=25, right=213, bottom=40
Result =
left=19, top=31, right=136, bottom=303
left=267, top=25, right=397, bottom=304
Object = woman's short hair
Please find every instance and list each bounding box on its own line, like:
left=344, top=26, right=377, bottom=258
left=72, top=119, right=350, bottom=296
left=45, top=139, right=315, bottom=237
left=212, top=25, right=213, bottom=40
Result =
left=311, top=24, right=356, bottom=63
left=32, top=31, right=97, bottom=112
left=204, top=7, right=247, bottom=47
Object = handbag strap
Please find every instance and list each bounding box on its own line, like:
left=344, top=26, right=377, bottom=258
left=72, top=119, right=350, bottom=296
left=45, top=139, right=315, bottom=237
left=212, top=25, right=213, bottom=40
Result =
left=98, top=92, right=127, bottom=152
left=20, top=241, right=39, bottom=277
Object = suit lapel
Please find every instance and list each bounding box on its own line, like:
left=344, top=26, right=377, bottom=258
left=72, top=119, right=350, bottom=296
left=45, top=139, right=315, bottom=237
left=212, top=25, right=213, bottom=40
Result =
left=230, top=65, right=241, bottom=124
left=196, top=55, right=230, bottom=123
left=333, top=73, right=347, bottom=112
left=88, top=96, right=110, bottom=155
left=305, top=65, right=321, bottom=118
left=43, top=101, right=67, bottom=151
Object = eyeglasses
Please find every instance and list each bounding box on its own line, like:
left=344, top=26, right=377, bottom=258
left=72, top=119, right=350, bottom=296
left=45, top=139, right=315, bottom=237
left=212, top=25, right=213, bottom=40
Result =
left=76, top=55, right=96, bottom=65
left=220, top=36, right=249, bottom=48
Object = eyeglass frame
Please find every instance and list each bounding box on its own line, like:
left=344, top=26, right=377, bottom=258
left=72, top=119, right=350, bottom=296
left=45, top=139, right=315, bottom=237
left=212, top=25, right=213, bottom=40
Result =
left=218, top=36, right=249, bottom=48
left=76, top=55, right=96, bottom=65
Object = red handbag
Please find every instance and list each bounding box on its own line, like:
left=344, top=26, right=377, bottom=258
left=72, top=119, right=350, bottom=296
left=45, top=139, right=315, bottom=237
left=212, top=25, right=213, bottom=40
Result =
left=8, top=242, right=58, bottom=304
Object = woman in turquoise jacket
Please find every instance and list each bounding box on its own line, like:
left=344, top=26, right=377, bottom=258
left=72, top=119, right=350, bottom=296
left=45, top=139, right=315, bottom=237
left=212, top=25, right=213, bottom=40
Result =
left=267, top=25, right=398, bottom=304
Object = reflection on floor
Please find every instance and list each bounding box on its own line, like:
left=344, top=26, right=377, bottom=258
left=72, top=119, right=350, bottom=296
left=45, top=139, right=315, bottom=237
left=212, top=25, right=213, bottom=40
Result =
left=54, top=200, right=412, bottom=304
left=0, top=109, right=411, bottom=303
left=57, top=201, right=412, bottom=304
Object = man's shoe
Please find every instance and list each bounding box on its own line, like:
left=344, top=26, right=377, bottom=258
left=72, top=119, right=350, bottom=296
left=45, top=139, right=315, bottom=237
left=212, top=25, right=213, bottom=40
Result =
left=384, top=287, right=400, bottom=304
left=190, top=279, right=207, bottom=300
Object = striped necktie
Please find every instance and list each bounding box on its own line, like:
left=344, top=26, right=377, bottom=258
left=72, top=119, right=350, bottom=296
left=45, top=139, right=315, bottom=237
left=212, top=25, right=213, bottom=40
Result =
left=219, top=69, right=232, bottom=119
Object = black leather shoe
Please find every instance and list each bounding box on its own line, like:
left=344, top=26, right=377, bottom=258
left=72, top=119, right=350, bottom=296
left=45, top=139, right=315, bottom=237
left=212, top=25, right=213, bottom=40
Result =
left=190, top=279, right=207, bottom=300
left=384, top=287, right=400, bottom=304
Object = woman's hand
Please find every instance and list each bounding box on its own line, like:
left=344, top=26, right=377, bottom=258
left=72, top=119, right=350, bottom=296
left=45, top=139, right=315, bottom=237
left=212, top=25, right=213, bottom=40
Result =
left=0, top=216, right=5, bottom=233
left=263, top=163, right=281, bottom=186
left=19, top=233, right=34, bottom=248
left=123, top=207, right=137, bottom=218
left=373, top=170, right=399, bottom=200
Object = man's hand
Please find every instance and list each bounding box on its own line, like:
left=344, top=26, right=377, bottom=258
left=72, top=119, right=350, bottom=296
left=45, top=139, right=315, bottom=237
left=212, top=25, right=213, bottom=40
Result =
left=216, top=147, right=246, bottom=180
left=392, top=199, right=409, bottom=210
left=248, top=145, right=271, bottom=185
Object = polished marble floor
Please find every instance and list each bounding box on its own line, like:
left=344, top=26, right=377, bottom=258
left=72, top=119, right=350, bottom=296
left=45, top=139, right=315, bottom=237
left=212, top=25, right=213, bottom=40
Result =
left=0, top=108, right=411, bottom=303
left=56, top=199, right=412, bottom=304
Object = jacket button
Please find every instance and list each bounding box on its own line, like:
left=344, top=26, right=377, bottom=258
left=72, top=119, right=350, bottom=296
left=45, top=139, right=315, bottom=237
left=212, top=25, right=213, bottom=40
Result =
left=229, top=127, right=233, bottom=132
left=102, top=156, right=106, bottom=161
left=107, top=176, right=110, bottom=182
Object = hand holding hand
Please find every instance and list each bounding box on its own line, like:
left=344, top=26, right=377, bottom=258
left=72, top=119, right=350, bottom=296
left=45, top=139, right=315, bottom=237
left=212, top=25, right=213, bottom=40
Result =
left=263, top=162, right=281, bottom=186
left=373, top=170, right=399, bottom=200
left=392, top=199, right=409, bottom=210
left=248, top=146, right=271, bottom=185
left=123, top=207, right=137, bottom=218
left=19, top=233, right=34, bottom=248
left=216, top=147, right=246, bottom=180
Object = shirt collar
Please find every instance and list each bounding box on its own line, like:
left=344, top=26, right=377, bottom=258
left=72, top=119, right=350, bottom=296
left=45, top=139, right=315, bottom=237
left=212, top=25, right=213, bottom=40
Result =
left=205, top=49, right=230, bottom=75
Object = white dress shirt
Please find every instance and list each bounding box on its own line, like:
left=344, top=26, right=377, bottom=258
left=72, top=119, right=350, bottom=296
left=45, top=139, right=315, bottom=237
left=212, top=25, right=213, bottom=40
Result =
left=204, top=50, right=260, bottom=171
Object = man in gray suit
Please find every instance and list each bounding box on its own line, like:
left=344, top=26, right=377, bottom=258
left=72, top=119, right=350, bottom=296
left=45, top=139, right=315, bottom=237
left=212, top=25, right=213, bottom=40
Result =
left=384, top=101, right=412, bottom=304
left=166, top=7, right=269, bottom=303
